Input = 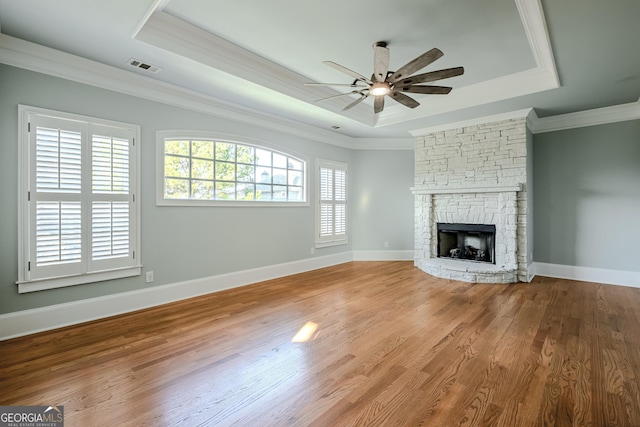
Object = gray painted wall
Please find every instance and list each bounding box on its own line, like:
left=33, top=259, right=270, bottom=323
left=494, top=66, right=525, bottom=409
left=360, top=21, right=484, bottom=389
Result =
left=351, top=149, right=414, bottom=251
left=533, top=120, right=640, bottom=271
left=0, top=64, right=414, bottom=315
left=6, top=61, right=637, bottom=318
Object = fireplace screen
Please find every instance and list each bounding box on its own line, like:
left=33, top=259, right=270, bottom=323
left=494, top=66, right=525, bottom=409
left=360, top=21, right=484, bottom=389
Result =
left=437, top=223, right=496, bottom=264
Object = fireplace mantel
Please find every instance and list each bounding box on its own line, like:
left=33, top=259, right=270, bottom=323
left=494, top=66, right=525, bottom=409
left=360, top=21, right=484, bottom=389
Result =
left=411, top=183, right=522, bottom=195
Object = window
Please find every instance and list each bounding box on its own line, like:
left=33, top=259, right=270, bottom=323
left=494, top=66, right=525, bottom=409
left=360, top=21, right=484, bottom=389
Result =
left=316, top=159, right=347, bottom=247
left=157, top=131, right=307, bottom=206
left=17, top=105, right=141, bottom=293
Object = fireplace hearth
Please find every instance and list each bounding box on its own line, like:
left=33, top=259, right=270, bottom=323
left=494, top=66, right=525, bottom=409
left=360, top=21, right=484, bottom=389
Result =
left=437, top=223, right=496, bottom=264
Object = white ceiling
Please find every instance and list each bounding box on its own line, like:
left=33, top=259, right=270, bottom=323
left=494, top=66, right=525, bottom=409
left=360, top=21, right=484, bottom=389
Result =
left=0, top=0, right=639, bottom=141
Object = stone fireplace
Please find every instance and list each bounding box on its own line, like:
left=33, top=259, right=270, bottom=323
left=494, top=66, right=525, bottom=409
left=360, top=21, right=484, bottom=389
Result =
left=411, top=113, right=533, bottom=283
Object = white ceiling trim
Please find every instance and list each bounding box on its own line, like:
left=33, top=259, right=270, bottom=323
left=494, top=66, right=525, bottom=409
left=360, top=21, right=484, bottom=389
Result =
left=379, top=67, right=557, bottom=127
left=130, top=0, right=169, bottom=39
left=515, top=0, right=559, bottom=80
left=378, top=0, right=559, bottom=128
left=133, top=0, right=558, bottom=131
left=134, top=11, right=375, bottom=127
left=529, top=101, right=640, bottom=133
left=349, top=138, right=414, bottom=150
left=409, top=109, right=534, bottom=137
left=3, top=30, right=633, bottom=147
left=409, top=101, right=640, bottom=137
left=0, top=34, right=366, bottom=148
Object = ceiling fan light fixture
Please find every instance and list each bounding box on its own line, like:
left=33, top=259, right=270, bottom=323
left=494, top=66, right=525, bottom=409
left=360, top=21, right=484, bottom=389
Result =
left=369, top=81, right=391, bottom=96
left=312, top=43, right=463, bottom=113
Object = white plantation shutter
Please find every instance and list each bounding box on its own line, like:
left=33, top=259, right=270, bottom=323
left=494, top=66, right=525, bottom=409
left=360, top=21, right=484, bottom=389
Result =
left=316, top=160, right=347, bottom=246
left=319, top=203, right=332, bottom=237
left=319, top=167, right=333, bottom=237
left=334, top=169, right=346, bottom=236
left=18, top=106, right=140, bottom=293
left=36, top=201, right=82, bottom=266
left=89, top=128, right=133, bottom=271
left=91, top=201, right=130, bottom=260
left=36, top=126, right=82, bottom=193
left=29, top=116, right=85, bottom=280
left=92, top=134, right=130, bottom=193
left=34, top=124, right=83, bottom=269
left=320, top=167, right=333, bottom=201
left=334, top=204, right=346, bottom=235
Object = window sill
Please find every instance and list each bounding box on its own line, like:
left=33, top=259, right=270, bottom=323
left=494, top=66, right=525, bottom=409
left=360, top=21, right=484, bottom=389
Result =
left=315, top=239, right=348, bottom=249
left=17, top=266, right=142, bottom=294
left=157, top=199, right=309, bottom=207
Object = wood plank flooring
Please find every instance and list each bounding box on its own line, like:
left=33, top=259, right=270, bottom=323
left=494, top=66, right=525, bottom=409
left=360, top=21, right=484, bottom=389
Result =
left=2, top=261, right=640, bottom=426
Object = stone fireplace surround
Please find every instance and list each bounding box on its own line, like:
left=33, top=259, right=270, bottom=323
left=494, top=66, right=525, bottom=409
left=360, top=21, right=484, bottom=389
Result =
left=411, top=115, right=531, bottom=283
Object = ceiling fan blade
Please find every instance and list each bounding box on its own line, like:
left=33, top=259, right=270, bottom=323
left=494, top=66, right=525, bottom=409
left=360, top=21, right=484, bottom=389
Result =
left=323, top=61, right=372, bottom=84
left=373, top=43, right=390, bottom=82
left=395, top=67, right=464, bottom=86
left=397, top=85, right=452, bottom=95
left=389, top=92, right=420, bottom=109
left=387, top=48, right=444, bottom=83
left=373, top=96, right=385, bottom=114
left=314, top=90, right=363, bottom=102
left=343, top=93, right=369, bottom=111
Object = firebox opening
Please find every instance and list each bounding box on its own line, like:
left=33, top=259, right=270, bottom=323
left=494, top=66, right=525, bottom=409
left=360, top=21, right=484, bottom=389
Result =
left=437, top=223, right=496, bottom=264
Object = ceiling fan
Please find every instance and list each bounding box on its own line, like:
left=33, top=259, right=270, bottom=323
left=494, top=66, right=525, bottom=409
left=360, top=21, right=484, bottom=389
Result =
left=306, top=42, right=464, bottom=114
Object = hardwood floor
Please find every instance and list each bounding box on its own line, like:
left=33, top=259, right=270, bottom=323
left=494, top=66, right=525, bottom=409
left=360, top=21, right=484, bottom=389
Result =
left=2, top=261, right=640, bottom=426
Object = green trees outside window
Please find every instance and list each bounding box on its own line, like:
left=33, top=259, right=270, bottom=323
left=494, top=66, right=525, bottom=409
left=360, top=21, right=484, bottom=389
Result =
left=163, top=138, right=306, bottom=203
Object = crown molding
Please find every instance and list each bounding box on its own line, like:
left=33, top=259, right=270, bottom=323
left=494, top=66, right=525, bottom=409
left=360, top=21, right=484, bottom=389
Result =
left=379, top=0, right=559, bottom=128
left=349, top=138, right=414, bottom=150
left=515, top=0, right=559, bottom=84
left=381, top=68, right=557, bottom=127
left=130, top=0, right=168, bottom=38
left=409, top=108, right=534, bottom=136
left=408, top=100, right=640, bottom=137
left=0, top=34, right=364, bottom=149
left=134, top=11, right=376, bottom=127
left=3, top=22, right=636, bottom=150
left=529, top=101, right=640, bottom=133
left=135, top=0, right=559, bottom=131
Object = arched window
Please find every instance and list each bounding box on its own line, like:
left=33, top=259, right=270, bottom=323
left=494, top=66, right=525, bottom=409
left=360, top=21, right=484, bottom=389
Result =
left=157, top=132, right=307, bottom=206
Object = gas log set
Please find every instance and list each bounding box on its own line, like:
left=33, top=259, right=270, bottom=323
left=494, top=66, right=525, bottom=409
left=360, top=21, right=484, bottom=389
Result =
left=437, top=223, right=496, bottom=265
left=448, top=246, right=487, bottom=262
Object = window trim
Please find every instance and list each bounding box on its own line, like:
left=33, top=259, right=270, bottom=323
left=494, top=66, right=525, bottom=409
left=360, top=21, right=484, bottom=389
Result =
left=156, top=131, right=309, bottom=207
left=17, top=105, right=141, bottom=293
left=315, top=159, right=348, bottom=248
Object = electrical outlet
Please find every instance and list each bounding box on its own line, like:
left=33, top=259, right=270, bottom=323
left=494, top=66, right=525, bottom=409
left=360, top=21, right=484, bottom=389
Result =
left=145, top=271, right=154, bottom=283
left=310, top=247, right=315, bottom=255
left=384, top=241, right=389, bottom=248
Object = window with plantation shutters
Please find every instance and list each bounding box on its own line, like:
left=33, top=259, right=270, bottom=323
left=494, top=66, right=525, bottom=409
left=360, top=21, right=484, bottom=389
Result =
left=18, top=106, right=141, bottom=293
left=316, top=159, right=347, bottom=247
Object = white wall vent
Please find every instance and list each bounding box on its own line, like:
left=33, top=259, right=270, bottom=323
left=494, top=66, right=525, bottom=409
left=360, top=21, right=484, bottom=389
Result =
left=127, top=58, right=161, bottom=73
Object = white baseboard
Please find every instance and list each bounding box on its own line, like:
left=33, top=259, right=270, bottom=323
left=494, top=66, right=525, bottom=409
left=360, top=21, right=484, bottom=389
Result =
left=7, top=256, right=638, bottom=340
left=527, top=262, right=536, bottom=282
left=533, top=262, right=640, bottom=288
left=0, top=252, right=353, bottom=341
left=352, top=250, right=414, bottom=261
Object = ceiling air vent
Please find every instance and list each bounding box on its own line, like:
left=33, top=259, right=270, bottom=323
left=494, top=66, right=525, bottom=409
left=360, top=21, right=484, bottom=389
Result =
left=127, top=58, right=161, bottom=73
